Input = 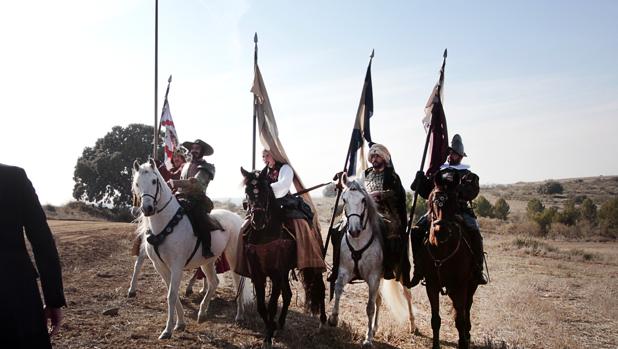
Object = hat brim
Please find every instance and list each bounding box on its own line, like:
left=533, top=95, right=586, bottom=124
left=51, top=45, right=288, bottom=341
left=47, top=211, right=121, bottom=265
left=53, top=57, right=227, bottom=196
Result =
left=448, top=147, right=467, bottom=157
left=182, top=140, right=214, bottom=156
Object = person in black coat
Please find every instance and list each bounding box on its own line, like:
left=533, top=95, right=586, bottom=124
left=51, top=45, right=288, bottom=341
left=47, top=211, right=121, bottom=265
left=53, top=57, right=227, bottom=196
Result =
left=0, top=164, right=66, bottom=348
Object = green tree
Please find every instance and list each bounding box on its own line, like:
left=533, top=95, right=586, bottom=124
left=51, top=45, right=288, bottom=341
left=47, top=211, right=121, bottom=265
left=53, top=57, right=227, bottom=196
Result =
left=493, top=198, right=510, bottom=220
left=599, top=198, right=618, bottom=237
left=73, top=124, right=163, bottom=207
left=554, top=199, right=579, bottom=226
left=533, top=207, right=557, bottom=234
left=580, top=198, right=598, bottom=224
left=527, top=198, right=545, bottom=218
left=537, top=180, right=564, bottom=195
left=406, top=192, right=427, bottom=219
left=474, top=195, right=494, bottom=218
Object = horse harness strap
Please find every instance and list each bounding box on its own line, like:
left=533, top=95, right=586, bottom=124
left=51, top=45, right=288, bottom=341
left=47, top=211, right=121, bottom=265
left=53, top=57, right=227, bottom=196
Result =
left=345, top=231, right=375, bottom=279
left=146, top=206, right=200, bottom=267
left=425, top=229, right=463, bottom=295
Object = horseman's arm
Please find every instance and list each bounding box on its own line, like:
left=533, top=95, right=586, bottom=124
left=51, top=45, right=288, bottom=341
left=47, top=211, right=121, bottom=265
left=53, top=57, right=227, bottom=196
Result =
left=410, top=171, right=432, bottom=199
left=19, top=168, right=66, bottom=309
left=459, top=172, right=480, bottom=201
left=270, top=164, right=293, bottom=199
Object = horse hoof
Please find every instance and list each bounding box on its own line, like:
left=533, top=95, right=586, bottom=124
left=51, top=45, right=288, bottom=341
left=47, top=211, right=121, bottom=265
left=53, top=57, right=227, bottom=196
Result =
left=127, top=290, right=137, bottom=298
left=235, top=315, right=245, bottom=322
left=158, top=331, right=172, bottom=340
left=185, top=289, right=193, bottom=297
left=327, top=315, right=338, bottom=327
left=412, top=327, right=420, bottom=336
left=362, top=339, right=373, bottom=348
left=262, top=339, right=272, bottom=349
left=198, top=312, right=207, bottom=323
left=432, top=343, right=440, bottom=349
left=174, top=323, right=186, bottom=332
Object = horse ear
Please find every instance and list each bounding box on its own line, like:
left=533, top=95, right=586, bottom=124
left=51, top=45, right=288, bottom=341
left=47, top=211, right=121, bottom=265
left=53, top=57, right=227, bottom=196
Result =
left=342, top=172, right=352, bottom=188
left=258, top=168, right=268, bottom=181
left=133, top=160, right=140, bottom=172
left=240, top=167, right=251, bottom=178
left=148, top=158, right=156, bottom=169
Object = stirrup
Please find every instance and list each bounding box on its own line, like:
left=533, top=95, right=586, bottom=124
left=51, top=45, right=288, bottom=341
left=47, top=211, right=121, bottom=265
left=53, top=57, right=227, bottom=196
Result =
left=408, top=273, right=424, bottom=288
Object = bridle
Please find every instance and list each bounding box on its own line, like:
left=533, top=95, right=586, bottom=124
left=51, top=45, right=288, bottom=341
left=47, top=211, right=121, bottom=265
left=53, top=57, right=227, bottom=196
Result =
left=246, top=182, right=271, bottom=231
left=138, top=174, right=174, bottom=214
left=344, top=193, right=369, bottom=232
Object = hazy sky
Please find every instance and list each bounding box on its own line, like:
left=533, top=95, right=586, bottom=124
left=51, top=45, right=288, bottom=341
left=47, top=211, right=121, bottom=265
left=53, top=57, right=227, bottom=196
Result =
left=1, top=0, right=616, bottom=205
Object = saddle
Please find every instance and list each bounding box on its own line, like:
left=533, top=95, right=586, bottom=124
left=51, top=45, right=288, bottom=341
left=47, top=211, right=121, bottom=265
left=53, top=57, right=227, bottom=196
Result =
left=177, top=196, right=223, bottom=257
left=277, top=194, right=314, bottom=221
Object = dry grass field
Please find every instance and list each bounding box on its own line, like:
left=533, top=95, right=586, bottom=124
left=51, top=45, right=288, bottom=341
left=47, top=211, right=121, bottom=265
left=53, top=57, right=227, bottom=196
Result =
left=44, top=193, right=618, bottom=349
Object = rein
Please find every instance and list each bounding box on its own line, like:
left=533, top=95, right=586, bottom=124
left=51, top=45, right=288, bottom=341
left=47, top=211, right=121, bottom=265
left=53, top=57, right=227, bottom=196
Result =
left=425, top=225, right=462, bottom=295
left=344, top=200, right=373, bottom=279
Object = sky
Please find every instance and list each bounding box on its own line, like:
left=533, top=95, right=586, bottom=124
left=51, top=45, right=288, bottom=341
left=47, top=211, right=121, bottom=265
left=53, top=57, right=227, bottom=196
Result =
left=1, top=0, right=617, bottom=205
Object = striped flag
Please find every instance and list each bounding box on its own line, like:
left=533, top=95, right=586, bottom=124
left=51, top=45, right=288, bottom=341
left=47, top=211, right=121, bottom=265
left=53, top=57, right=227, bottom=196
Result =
left=422, top=49, right=449, bottom=177
left=160, top=100, right=179, bottom=169
left=346, top=53, right=374, bottom=176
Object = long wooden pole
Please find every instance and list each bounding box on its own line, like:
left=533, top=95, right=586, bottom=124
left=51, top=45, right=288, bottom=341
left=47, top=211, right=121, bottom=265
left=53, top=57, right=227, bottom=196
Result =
left=153, top=0, right=159, bottom=159
left=252, top=33, right=258, bottom=170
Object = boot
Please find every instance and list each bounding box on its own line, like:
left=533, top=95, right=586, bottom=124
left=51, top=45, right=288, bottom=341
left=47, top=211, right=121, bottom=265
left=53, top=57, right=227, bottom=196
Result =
left=327, top=225, right=343, bottom=283
left=399, top=233, right=413, bottom=288
left=408, top=226, right=425, bottom=288
left=470, top=229, right=488, bottom=285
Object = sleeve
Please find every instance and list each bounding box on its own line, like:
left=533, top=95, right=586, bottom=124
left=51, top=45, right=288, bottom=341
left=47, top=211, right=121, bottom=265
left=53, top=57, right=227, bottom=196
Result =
left=270, top=164, right=293, bottom=199
left=459, top=171, right=480, bottom=201
left=194, top=169, right=212, bottom=192
left=411, top=173, right=433, bottom=199
left=20, top=168, right=66, bottom=308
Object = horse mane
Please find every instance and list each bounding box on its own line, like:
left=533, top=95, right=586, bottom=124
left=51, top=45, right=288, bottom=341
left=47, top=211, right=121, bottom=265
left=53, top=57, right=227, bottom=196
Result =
left=345, top=179, right=383, bottom=239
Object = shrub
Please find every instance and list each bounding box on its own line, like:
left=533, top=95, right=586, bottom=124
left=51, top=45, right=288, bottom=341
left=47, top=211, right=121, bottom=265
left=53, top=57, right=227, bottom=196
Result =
left=580, top=198, right=598, bottom=224
left=537, top=180, right=564, bottom=195
left=531, top=207, right=557, bottom=234
left=599, top=198, right=618, bottom=238
left=474, top=195, right=494, bottom=218
left=526, top=198, right=545, bottom=218
left=44, top=204, right=57, bottom=212
left=493, top=198, right=510, bottom=220
left=553, top=200, right=579, bottom=226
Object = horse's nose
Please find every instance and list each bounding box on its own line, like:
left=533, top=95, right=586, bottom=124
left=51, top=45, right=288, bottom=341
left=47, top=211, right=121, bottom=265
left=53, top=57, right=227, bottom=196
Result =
left=142, top=205, right=154, bottom=216
left=348, top=228, right=361, bottom=238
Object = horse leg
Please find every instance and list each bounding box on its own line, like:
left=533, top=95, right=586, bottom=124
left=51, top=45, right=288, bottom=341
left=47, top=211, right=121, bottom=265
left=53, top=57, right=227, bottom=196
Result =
left=185, top=268, right=198, bottom=296
left=450, top=288, right=469, bottom=349
left=328, top=270, right=352, bottom=327
left=253, top=277, right=270, bottom=349
left=465, top=283, right=478, bottom=343
left=128, top=248, right=146, bottom=298
left=426, top=285, right=441, bottom=349
left=158, top=263, right=184, bottom=339
left=278, top=272, right=292, bottom=330
left=233, top=273, right=246, bottom=322
left=373, top=285, right=382, bottom=336
left=402, top=287, right=418, bottom=334
left=363, top=275, right=380, bottom=348
left=197, top=263, right=219, bottom=323
left=266, top=276, right=282, bottom=346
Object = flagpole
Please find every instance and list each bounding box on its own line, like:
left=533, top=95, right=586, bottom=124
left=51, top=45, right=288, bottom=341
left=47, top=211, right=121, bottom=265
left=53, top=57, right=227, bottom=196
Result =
left=157, top=75, right=173, bottom=137
left=252, top=33, right=258, bottom=170
left=407, top=49, right=447, bottom=232
left=153, top=0, right=159, bottom=160
left=323, top=49, right=375, bottom=258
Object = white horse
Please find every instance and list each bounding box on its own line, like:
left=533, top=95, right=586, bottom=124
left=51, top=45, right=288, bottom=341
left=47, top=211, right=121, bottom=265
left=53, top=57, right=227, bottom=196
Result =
left=328, top=178, right=416, bottom=348
left=131, top=160, right=252, bottom=339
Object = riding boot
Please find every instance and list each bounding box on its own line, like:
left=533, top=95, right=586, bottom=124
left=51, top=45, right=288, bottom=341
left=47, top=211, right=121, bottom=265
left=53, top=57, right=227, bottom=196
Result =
left=383, top=238, right=396, bottom=280
left=399, top=232, right=413, bottom=287
left=327, top=223, right=344, bottom=283
left=469, top=229, right=488, bottom=285
left=409, top=225, right=425, bottom=287
left=190, top=198, right=216, bottom=259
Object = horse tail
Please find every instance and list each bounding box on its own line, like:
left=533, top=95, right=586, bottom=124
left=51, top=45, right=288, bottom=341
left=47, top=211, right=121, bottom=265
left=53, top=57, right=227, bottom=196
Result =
left=220, top=210, right=254, bottom=306
left=380, top=279, right=409, bottom=324
left=300, top=268, right=325, bottom=315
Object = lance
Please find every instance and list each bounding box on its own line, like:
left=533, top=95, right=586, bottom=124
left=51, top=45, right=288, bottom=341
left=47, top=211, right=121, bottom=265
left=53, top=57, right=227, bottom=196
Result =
left=293, top=182, right=331, bottom=197
left=407, top=49, right=447, bottom=233
left=252, top=32, right=258, bottom=170
left=323, top=49, right=375, bottom=258
left=153, top=0, right=159, bottom=159
left=157, top=75, right=173, bottom=139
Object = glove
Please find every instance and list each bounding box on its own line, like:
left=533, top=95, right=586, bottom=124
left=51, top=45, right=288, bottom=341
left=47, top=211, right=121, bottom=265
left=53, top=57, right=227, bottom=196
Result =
left=410, top=171, right=425, bottom=191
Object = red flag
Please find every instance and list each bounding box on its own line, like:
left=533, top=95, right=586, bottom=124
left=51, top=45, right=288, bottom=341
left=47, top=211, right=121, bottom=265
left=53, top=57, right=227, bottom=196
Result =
left=422, top=50, right=449, bottom=177
left=160, top=100, right=179, bottom=169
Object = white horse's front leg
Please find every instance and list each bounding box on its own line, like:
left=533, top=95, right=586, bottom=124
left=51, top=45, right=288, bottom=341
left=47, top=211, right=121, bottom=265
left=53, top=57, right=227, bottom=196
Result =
left=232, top=273, right=246, bottom=321
left=198, top=263, right=219, bottom=323
left=403, top=287, right=417, bottom=334
left=373, top=284, right=382, bottom=336
left=328, top=269, right=352, bottom=327
left=363, top=275, right=380, bottom=348
left=128, top=249, right=146, bottom=298
left=160, top=265, right=184, bottom=339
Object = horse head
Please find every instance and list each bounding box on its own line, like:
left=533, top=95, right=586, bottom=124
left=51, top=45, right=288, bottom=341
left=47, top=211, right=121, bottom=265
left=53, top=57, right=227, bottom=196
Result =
left=241, top=167, right=274, bottom=231
left=132, top=159, right=165, bottom=217
left=342, top=176, right=375, bottom=238
left=428, top=168, right=462, bottom=246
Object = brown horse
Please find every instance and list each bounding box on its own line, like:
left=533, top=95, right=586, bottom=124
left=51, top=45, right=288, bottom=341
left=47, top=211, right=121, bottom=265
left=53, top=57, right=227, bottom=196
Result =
left=422, top=168, right=478, bottom=349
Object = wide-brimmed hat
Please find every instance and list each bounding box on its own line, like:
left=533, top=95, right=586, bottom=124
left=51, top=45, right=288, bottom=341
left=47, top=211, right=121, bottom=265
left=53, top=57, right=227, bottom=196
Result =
left=182, top=139, right=214, bottom=156
left=448, top=134, right=467, bottom=157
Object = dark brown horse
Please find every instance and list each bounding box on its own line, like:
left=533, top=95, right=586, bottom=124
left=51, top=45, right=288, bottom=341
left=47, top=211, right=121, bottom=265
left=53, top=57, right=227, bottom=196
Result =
left=422, top=168, right=478, bottom=349
left=240, top=167, right=325, bottom=349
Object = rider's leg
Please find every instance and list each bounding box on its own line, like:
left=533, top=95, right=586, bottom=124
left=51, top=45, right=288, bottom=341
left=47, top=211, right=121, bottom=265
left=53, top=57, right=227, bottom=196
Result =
left=463, top=212, right=487, bottom=285
left=409, top=214, right=428, bottom=287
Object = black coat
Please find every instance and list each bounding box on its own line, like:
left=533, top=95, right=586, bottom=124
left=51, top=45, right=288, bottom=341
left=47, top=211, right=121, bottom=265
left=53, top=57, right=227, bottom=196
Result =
left=0, top=164, right=66, bottom=348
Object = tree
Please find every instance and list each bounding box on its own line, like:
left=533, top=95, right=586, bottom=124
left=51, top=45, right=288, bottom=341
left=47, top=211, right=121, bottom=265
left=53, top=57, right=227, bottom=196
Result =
left=599, top=198, right=618, bottom=237
left=474, top=195, right=493, bottom=218
left=554, top=199, right=579, bottom=226
left=527, top=198, right=545, bottom=218
left=580, top=198, right=598, bottom=224
left=73, top=124, right=163, bottom=207
left=406, top=192, right=427, bottom=218
left=493, top=198, right=510, bottom=220
left=537, top=180, right=564, bottom=195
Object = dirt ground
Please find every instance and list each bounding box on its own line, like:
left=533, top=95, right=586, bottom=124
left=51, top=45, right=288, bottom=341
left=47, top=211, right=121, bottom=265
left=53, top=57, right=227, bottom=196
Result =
left=46, top=218, right=618, bottom=349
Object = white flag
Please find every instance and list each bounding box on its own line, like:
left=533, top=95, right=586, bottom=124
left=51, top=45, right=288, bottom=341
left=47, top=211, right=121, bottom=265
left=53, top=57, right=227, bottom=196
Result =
left=160, top=100, right=179, bottom=169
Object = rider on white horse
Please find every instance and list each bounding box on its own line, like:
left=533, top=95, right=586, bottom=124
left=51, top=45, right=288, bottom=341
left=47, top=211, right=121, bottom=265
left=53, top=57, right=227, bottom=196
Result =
left=169, top=139, right=219, bottom=258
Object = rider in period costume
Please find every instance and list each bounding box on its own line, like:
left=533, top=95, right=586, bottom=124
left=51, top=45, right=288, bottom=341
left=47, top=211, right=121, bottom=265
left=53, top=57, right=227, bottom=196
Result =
left=262, top=150, right=326, bottom=272
left=363, top=143, right=412, bottom=286
left=169, top=139, right=218, bottom=258
left=158, top=149, right=187, bottom=184
left=410, top=134, right=487, bottom=286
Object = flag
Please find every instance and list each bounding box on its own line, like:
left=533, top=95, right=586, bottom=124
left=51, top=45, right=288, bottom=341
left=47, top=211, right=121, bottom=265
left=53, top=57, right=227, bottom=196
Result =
left=160, top=100, right=179, bottom=169
left=422, top=49, right=449, bottom=177
left=346, top=54, right=374, bottom=176
left=251, top=58, right=321, bottom=231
